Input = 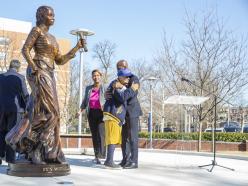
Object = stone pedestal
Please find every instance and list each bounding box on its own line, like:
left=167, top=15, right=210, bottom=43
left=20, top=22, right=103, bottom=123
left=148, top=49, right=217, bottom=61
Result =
left=7, top=162, right=70, bottom=177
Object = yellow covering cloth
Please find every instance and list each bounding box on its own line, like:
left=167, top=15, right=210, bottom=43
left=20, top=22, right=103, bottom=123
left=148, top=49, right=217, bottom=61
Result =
left=103, top=112, right=122, bottom=146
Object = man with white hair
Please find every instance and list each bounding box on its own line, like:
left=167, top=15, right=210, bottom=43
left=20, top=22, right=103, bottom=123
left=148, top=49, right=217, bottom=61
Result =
left=116, top=60, right=142, bottom=169
left=0, top=59, right=29, bottom=165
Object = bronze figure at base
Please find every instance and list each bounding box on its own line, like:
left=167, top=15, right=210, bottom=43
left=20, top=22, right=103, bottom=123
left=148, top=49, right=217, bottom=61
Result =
left=7, top=162, right=70, bottom=177
left=5, top=5, right=85, bottom=177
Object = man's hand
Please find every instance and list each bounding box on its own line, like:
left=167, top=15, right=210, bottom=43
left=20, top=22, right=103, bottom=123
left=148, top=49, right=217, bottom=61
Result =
left=113, top=81, right=124, bottom=89
left=131, top=83, right=140, bottom=91
left=105, top=90, right=112, bottom=100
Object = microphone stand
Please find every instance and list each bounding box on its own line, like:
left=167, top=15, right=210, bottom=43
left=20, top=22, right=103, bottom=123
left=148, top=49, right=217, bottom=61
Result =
left=181, top=77, right=234, bottom=172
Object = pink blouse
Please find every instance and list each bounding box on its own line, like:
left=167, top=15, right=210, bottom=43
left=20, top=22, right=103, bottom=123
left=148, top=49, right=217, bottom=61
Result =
left=89, top=88, right=101, bottom=109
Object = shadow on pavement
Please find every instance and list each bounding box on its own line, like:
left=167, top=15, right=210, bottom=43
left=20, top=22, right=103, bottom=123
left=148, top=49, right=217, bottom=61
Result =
left=0, top=165, right=8, bottom=175
left=66, top=157, right=107, bottom=169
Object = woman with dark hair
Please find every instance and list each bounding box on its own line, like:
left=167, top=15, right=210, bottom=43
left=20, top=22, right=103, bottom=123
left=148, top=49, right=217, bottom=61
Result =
left=21, top=5, right=84, bottom=164
left=76, top=69, right=106, bottom=164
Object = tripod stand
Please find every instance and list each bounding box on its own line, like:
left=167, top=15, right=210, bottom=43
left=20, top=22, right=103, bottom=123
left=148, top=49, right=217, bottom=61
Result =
left=181, top=78, right=235, bottom=172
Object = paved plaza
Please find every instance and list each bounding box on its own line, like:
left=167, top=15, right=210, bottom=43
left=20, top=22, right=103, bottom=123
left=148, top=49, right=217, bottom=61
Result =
left=0, top=149, right=248, bottom=186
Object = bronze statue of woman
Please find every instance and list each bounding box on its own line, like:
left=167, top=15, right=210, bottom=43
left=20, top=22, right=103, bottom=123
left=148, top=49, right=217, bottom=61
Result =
left=22, top=5, right=84, bottom=164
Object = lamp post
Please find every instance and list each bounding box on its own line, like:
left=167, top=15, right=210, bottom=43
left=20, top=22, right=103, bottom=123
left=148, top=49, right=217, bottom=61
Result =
left=227, top=105, right=230, bottom=126
left=70, top=28, right=94, bottom=148
left=161, top=88, right=165, bottom=133
left=239, top=106, right=244, bottom=133
left=147, top=76, right=158, bottom=149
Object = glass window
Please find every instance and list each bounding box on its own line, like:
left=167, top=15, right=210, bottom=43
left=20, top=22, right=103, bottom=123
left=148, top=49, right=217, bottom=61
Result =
left=0, top=51, right=6, bottom=60
left=0, top=37, right=10, bottom=45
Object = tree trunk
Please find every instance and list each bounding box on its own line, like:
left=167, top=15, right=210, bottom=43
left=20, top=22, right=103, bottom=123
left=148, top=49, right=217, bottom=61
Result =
left=198, top=121, right=202, bottom=152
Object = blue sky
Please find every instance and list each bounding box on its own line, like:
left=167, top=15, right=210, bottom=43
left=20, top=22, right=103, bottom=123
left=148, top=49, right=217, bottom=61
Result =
left=0, top=0, right=247, bottom=68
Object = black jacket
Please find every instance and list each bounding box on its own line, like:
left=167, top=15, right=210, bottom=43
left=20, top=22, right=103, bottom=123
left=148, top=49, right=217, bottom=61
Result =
left=126, top=74, right=142, bottom=118
left=0, top=69, right=29, bottom=112
left=104, top=80, right=137, bottom=125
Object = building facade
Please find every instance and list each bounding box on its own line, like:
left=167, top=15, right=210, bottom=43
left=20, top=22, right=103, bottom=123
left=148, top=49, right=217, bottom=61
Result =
left=219, top=106, right=248, bottom=125
left=0, top=17, right=70, bottom=133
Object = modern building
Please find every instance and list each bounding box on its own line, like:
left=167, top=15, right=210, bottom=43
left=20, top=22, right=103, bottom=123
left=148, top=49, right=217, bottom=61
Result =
left=0, top=17, right=71, bottom=133
left=218, top=106, right=248, bottom=124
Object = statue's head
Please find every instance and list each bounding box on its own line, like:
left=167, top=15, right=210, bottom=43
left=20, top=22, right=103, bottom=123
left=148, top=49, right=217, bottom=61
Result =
left=36, top=6, right=54, bottom=26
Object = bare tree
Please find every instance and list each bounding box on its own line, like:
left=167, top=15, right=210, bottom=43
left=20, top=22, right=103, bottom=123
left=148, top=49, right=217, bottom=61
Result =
left=129, top=59, right=163, bottom=130
left=61, top=59, right=92, bottom=133
left=155, top=10, right=248, bottom=151
left=92, top=40, right=116, bottom=85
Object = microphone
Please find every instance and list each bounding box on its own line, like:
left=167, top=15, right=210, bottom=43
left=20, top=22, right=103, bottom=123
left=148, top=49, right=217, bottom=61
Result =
left=181, top=77, right=190, bottom=82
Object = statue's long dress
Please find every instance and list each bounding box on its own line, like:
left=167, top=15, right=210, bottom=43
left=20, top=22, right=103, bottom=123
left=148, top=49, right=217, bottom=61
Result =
left=22, top=26, right=66, bottom=163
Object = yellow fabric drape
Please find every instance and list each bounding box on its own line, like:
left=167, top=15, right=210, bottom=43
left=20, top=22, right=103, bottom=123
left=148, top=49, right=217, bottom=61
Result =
left=103, top=112, right=122, bottom=146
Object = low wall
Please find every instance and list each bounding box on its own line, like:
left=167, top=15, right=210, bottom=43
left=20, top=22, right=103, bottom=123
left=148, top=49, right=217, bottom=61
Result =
left=139, top=139, right=248, bottom=152
left=61, top=135, right=93, bottom=148
left=60, top=134, right=248, bottom=152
